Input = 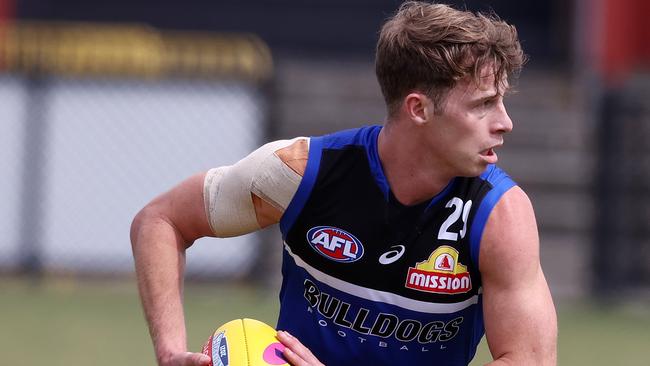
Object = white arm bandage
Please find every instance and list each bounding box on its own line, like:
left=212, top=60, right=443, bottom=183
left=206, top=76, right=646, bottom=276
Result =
left=203, top=137, right=307, bottom=237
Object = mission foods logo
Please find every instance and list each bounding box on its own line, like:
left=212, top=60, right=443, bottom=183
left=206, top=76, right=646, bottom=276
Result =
left=405, top=246, right=472, bottom=294
left=307, top=226, right=364, bottom=263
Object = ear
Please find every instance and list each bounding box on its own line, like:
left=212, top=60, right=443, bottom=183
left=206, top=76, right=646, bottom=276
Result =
left=404, top=93, right=433, bottom=126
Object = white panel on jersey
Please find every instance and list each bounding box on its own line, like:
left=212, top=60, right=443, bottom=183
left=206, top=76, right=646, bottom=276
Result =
left=284, top=243, right=481, bottom=314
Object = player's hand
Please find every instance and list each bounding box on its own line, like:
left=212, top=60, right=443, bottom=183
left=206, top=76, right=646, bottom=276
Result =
left=277, top=331, right=325, bottom=366
left=159, top=352, right=211, bottom=366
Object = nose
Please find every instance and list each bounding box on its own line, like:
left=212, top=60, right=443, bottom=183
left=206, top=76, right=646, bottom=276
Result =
left=494, top=102, right=513, bottom=134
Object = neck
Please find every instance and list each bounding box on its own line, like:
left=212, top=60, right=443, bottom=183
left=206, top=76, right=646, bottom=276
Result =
left=378, top=121, right=453, bottom=206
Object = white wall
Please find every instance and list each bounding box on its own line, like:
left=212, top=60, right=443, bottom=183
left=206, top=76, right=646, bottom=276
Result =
left=0, top=77, right=266, bottom=276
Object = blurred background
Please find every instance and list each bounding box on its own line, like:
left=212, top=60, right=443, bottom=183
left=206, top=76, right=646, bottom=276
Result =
left=0, top=0, right=649, bottom=365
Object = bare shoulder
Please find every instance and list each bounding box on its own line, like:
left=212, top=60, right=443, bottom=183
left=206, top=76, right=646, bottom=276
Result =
left=250, top=137, right=309, bottom=226
left=274, top=138, right=309, bottom=176
left=479, top=185, right=540, bottom=279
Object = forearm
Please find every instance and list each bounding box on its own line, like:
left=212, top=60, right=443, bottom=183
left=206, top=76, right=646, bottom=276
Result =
left=131, top=211, right=190, bottom=364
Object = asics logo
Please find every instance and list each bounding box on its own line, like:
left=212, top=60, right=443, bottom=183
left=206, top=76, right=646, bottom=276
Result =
left=378, top=245, right=406, bottom=265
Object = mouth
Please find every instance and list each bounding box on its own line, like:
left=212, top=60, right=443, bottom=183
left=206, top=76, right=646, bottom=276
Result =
left=479, top=145, right=500, bottom=163
left=480, top=148, right=495, bottom=156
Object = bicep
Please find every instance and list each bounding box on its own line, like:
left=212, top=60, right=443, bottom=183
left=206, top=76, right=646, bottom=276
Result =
left=139, top=172, right=214, bottom=245
left=480, top=186, right=557, bottom=364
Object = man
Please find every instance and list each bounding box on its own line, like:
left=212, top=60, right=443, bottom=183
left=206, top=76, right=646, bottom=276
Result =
left=131, top=1, right=557, bottom=365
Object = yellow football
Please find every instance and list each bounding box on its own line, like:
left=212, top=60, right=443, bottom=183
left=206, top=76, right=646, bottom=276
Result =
left=201, top=318, right=289, bottom=366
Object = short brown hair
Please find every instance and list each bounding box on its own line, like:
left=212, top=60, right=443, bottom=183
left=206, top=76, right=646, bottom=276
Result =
left=376, top=1, right=526, bottom=116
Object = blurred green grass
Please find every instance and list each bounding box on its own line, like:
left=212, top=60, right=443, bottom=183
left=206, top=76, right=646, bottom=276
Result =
left=0, top=277, right=648, bottom=365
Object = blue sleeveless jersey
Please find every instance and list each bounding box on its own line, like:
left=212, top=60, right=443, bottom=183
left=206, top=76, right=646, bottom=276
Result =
left=277, top=125, right=516, bottom=365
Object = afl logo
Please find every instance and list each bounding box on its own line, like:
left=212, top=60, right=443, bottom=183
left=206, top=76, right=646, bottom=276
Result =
left=212, top=331, right=228, bottom=366
left=306, top=226, right=364, bottom=263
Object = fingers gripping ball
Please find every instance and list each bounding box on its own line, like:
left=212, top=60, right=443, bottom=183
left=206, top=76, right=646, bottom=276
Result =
left=201, top=318, right=289, bottom=366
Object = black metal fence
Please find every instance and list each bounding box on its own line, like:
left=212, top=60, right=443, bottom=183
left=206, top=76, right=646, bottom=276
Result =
left=594, top=74, right=650, bottom=299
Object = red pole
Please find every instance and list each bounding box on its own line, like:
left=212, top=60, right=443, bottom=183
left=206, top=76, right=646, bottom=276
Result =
left=0, top=0, right=14, bottom=20
left=602, top=0, right=650, bottom=85
left=635, top=1, right=650, bottom=61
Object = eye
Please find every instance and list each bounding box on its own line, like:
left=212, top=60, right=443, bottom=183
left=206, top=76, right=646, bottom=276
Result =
left=482, top=98, right=496, bottom=108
